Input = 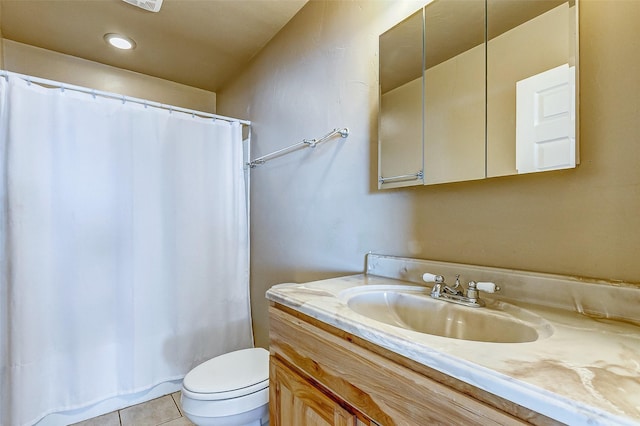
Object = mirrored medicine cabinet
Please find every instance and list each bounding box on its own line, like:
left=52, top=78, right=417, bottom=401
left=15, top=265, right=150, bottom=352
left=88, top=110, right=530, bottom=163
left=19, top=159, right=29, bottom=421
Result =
left=378, top=0, right=579, bottom=189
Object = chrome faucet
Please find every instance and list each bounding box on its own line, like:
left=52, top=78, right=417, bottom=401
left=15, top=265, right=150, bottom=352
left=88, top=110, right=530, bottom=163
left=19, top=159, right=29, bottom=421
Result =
left=423, top=273, right=500, bottom=308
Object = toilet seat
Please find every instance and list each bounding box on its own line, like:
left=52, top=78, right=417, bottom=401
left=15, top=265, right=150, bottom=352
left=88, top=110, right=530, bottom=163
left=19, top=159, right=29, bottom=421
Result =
left=183, top=347, right=269, bottom=401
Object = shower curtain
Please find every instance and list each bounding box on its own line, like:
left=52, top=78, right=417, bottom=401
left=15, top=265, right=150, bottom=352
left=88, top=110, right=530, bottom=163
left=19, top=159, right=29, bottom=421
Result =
left=0, top=75, right=253, bottom=426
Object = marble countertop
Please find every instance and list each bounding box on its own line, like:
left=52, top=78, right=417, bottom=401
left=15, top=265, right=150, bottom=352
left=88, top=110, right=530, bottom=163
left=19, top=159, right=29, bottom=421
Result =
left=266, top=272, right=640, bottom=426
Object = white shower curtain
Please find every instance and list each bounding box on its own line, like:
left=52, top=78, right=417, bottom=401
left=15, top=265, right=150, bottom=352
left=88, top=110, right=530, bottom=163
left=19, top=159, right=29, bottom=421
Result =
left=0, top=75, right=253, bottom=426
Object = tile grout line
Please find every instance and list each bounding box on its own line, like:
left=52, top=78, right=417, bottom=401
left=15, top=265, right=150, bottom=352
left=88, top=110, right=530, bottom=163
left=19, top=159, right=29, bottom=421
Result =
left=171, top=392, right=180, bottom=414
left=155, top=394, right=185, bottom=426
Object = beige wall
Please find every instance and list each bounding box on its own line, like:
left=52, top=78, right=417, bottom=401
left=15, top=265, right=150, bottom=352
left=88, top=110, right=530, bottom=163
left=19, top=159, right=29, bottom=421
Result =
left=425, top=42, right=485, bottom=184
left=380, top=76, right=423, bottom=186
left=2, top=40, right=217, bottom=113
left=218, top=0, right=640, bottom=348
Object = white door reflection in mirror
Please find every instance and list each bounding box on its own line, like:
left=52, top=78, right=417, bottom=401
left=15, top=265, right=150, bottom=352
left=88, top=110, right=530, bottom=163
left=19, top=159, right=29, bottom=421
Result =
left=516, top=64, right=576, bottom=174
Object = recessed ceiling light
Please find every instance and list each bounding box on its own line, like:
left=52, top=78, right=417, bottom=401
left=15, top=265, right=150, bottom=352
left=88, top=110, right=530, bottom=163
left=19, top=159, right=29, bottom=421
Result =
left=104, top=33, right=136, bottom=50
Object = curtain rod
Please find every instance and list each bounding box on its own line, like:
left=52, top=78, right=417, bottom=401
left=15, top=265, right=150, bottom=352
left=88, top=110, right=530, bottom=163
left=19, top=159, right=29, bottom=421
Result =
left=247, top=128, right=349, bottom=168
left=0, top=70, right=251, bottom=126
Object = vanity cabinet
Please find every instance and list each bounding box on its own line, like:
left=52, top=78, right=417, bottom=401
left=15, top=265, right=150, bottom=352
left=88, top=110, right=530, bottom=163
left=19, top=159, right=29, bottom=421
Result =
left=270, top=357, right=360, bottom=426
left=269, top=304, right=556, bottom=426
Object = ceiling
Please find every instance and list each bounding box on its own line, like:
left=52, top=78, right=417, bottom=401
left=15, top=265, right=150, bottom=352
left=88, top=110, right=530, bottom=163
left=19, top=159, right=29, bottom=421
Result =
left=0, top=0, right=308, bottom=92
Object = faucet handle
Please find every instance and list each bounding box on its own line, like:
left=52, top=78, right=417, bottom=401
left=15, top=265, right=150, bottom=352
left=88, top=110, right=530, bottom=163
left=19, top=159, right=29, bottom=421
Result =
left=422, top=273, right=444, bottom=283
left=476, top=282, right=500, bottom=293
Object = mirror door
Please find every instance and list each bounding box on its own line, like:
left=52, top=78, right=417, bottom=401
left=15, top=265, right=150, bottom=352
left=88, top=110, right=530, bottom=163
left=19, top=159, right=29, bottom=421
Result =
left=487, top=0, right=578, bottom=177
left=378, top=9, right=425, bottom=189
left=423, top=0, right=486, bottom=185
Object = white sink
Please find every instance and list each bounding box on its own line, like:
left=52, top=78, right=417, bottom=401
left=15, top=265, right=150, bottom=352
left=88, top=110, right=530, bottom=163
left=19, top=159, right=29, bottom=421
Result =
left=339, top=285, right=554, bottom=343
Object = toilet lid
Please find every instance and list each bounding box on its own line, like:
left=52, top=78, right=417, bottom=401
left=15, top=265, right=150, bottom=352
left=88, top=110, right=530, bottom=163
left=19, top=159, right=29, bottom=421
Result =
left=183, top=347, right=269, bottom=397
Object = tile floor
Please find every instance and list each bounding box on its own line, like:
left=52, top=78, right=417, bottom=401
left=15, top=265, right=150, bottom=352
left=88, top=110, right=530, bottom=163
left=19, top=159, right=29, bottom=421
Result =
left=71, top=392, right=194, bottom=426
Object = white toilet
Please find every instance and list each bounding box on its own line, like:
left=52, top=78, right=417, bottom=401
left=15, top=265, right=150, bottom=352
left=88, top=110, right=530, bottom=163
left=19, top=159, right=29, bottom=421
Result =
left=181, top=347, right=270, bottom=426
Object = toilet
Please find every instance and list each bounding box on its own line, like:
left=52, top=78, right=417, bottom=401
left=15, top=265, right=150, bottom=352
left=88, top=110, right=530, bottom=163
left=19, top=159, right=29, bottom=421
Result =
left=181, top=347, right=270, bottom=426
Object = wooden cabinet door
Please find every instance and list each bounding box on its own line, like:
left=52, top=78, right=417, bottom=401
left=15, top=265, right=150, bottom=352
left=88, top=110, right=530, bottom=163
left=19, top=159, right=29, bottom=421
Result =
left=271, top=356, right=356, bottom=426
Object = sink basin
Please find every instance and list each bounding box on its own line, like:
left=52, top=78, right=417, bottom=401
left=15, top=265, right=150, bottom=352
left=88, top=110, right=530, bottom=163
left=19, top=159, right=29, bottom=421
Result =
left=339, top=285, right=553, bottom=343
